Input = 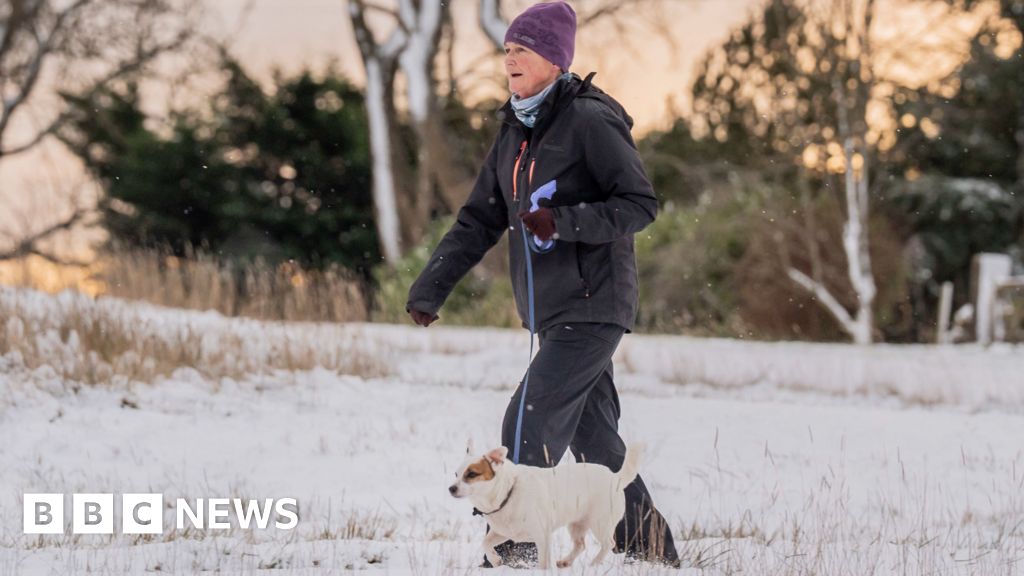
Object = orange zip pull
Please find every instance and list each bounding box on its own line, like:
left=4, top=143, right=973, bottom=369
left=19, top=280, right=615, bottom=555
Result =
left=512, top=140, right=527, bottom=201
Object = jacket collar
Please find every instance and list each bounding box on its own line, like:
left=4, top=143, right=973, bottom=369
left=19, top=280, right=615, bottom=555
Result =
left=498, top=73, right=585, bottom=134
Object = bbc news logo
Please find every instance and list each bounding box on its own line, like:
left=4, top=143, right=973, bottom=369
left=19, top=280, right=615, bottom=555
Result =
left=23, top=494, right=298, bottom=534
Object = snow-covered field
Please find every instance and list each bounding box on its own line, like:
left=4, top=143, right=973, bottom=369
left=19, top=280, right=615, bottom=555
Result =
left=1, top=286, right=1023, bottom=575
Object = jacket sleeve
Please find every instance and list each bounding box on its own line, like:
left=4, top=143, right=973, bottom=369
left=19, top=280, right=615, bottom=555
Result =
left=551, top=102, right=658, bottom=244
left=406, top=138, right=508, bottom=316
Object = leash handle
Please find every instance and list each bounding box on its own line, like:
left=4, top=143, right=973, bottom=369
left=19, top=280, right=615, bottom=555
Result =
left=527, top=179, right=557, bottom=254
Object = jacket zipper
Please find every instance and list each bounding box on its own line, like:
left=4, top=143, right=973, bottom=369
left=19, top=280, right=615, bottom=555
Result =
left=512, top=140, right=528, bottom=202
left=514, top=136, right=586, bottom=296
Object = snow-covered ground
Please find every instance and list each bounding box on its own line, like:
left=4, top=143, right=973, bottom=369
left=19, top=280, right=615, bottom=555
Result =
left=1, top=286, right=1023, bottom=574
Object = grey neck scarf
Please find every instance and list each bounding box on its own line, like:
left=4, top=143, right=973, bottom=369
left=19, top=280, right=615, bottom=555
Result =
left=510, top=73, right=572, bottom=128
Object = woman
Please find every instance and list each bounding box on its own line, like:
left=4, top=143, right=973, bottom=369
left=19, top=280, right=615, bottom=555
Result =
left=407, top=1, right=679, bottom=568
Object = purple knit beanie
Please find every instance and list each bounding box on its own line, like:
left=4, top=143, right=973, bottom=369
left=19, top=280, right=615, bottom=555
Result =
left=504, top=2, right=577, bottom=71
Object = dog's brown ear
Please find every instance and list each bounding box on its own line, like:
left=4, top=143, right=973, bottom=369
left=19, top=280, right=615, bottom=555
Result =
left=486, top=446, right=508, bottom=465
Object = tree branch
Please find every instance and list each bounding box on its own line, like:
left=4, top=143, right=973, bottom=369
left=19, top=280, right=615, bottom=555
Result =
left=478, top=0, right=506, bottom=49
left=0, top=0, right=93, bottom=140
left=579, top=1, right=636, bottom=27
left=786, top=266, right=858, bottom=335
left=0, top=208, right=90, bottom=266
left=349, top=0, right=408, bottom=59
left=0, top=24, right=190, bottom=158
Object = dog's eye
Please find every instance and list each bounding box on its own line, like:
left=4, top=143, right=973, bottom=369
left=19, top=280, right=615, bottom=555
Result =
left=465, top=471, right=478, bottom=479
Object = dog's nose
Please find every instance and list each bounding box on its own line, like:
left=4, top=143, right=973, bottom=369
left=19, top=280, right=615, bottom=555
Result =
left=448, top=485, right=458, bottom=495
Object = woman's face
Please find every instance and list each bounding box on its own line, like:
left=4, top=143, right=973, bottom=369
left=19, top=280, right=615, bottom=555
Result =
left=504, top=42, right=561, bottom=99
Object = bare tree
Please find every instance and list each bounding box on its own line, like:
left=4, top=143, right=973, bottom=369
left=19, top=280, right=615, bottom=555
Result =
left=0, top=189, right=92, bottom=265
left=348, top=0, right=408, bottom=265
left=780, top=0, right=985, bottom=344
left=778, top=0, right=878, bottom=344
left=348, top=0, right=453, bottom=265
left=0, top=0, right=198, bottom=265
left=692, top=0, right=986, bottom=343
left=397, top=0, right=446, bottom=244
left=478, top=0, right=507, bottom=47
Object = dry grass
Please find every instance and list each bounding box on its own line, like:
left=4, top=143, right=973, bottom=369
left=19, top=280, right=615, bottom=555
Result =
left=0, top=286, right=391, bottom=386
left=97, top=246, right=369, bottom=324
left=313, top=509, right=399, bottom=542
left=1, top=247, right=370, bottom=324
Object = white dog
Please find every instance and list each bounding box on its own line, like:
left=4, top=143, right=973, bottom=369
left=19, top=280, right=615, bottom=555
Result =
left=449, top=443, right=642, bottom=569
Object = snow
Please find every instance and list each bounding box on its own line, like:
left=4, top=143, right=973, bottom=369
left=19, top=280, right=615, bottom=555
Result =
left=1, top=286, right=1023, bottom=574
left=947, top=178, right=1011, bottom=205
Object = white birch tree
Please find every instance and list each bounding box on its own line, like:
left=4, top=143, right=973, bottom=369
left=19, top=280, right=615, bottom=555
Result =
left=783, top=0, right=878, bottom=344
left=348, top=0, right=452, bottom=265
left=348, top=0, right=408, bottom=266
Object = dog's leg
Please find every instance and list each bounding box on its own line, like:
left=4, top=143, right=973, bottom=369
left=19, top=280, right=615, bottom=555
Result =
left=537, top=534, right=552, bottom=569
left=481, top=529, right=507, bottom=567
left=556, top=522, right=587, bottom=568
left=591, top=536, right=614, bottom=566
left=590, top=521, right=616, bottom=566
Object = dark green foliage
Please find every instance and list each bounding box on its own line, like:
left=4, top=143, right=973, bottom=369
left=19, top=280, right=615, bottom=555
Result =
left=60, top=59, right=379, bottom=278
left=888, top=1, right=1024, bottom=312
left=890, top=177, right=1021, bottom=285
left=891, top=36, right=1022, bottom=183
left=634, top=186, right=759, bottom=336
left=372, top=216, right=518, bottom=328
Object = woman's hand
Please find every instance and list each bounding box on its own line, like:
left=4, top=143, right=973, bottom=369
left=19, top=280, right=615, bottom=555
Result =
left=518, top=207, right=556, bottom=241
left=408, top=307, right=439, bottom=327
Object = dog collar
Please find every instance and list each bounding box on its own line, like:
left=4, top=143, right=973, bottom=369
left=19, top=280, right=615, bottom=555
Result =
left=472, top=482, right=516, bottom=516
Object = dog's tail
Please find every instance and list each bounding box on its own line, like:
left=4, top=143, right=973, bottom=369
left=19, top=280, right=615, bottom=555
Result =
left=615, top=443, right=644, bottom=491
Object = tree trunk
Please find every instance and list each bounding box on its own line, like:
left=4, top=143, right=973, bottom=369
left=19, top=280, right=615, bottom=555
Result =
left=398, top=0, right=444, bottom=243
left=784, top=0, right=878, bottom=344
left=478, top=0, right=507, bottom=48
left=364, top=57, right=403, bottom=265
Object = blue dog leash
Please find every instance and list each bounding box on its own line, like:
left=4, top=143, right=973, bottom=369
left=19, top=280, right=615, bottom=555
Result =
left=512, top=179, right=558, bottom=464
left=512, top=224, right=535, bottom=465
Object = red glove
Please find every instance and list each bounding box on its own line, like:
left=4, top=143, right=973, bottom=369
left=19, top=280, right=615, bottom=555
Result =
left=408, top=307, right=439, bottom=327
left=518, top=207, right=557, bottom=241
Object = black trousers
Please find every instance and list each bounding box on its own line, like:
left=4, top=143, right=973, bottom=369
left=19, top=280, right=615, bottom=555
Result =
left=496, top=322, right=678, bottom=564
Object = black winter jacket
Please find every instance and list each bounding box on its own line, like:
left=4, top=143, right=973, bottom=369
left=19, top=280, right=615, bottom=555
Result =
left=407, top=73, right=658, bottom=332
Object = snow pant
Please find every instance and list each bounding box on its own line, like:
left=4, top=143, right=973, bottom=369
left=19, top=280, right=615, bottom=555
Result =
left=491, top=322, right=679, bottom=566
